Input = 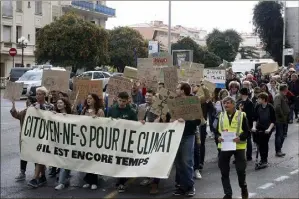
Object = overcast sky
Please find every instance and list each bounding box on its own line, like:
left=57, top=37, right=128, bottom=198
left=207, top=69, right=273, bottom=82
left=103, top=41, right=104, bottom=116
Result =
left=106, top=1, right=299, bottom=33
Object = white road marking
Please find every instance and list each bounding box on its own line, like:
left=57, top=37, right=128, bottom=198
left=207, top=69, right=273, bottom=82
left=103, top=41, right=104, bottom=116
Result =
left=274, top=175, right=289, bottom=182
left=290, top=169, right=299, bottom=175
left=237, top=193, right=257, bottom=198
left=258, top=183, right=274, bottom=189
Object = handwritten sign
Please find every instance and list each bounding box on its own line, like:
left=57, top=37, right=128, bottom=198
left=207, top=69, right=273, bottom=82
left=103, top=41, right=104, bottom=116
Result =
left=178, top=66, right=204, bottom=85
left=167, top=96, right=203, bottom=120
left=180, top=61, right=204, bottom=69
left=150, top=88, right=176, bottom=117
left=163, top=67, right=178, bottom=92
left=123, top=66, right=137, bottom=79
left=260, top=62, right=279, bottom=74
left=74, top=79, right=103, bottom=102
left=106, top=76, right=133, bottom=106
left=42, top=70, right=70, bottom=92
left=203, top=69, right=226, bottom=84
left=3, top=81, right=24, bottom=101
left=137, top=58, right=159, bottom=90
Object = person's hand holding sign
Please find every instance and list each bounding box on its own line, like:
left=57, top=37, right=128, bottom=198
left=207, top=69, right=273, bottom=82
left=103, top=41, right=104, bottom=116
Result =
left=233, top=137, right=240, bottom=143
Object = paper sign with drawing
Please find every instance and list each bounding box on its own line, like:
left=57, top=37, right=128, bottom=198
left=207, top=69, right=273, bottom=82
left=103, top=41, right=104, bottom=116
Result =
left=42, top=70, right=70, bottom=92
left=3, top=81, right=24, bottom=101
left=150, top=88, right=176, bottom=117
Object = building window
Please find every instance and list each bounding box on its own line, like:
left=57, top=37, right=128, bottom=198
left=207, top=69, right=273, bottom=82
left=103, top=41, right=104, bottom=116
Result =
left=90, top=21, right=95, bottom=24
left=28, top=34, right=31, bottom=41
left=16, top=1, right=23, bottom=12
left=16, top=26, right=22, bottom=43
left=35, top=1, right=42, bottom=15
left=2, top=1, right=13, bottom=17
left=28, top=2, right=31, bottom=8
left=3, top=26, right=12, bottom=42
left=35, top=28, right=41, bottom=39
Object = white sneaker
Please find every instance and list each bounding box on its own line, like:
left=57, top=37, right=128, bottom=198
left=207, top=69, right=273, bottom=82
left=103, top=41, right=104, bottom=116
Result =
left=91, top=184, right=97, bottom=190
left=140, top=178, right=152, bottom=186
left=15, top=172, right=26, bottom=181
left=82, top=184, right=90, bottom=188
left=194, top=170, right=202, bottom=179
left=55, top=184, right=65, bottom=190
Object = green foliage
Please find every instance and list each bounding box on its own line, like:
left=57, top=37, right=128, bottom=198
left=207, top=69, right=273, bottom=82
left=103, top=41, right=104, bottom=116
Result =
left=108, top=27, right=148, bottom=71
left=171, top=37, right=222, bottom=67
left=35, top=12, right=109, bottom=71
left=206, top=29, right=242, bottom=62
left=253, top=1, right=283, bottom=65
left=239, top=46, right=260, bottom=59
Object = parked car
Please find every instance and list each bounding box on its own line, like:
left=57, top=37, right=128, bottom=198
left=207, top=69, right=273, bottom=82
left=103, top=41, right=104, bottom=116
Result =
left=16, top=66, right=67, bottom=97
left=111, top=72, right=123, bottom=77
left=7, top=67, right=32, bottom=82
left=71, top=71, right=111, bottom=92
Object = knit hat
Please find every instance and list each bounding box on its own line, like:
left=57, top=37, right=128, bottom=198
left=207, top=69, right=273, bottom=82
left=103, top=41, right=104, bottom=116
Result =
left=239, top=87, right=249, bottom=96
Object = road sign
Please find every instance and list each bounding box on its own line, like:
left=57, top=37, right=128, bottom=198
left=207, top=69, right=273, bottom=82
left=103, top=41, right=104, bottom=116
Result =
left=9, top=48, right=17, bottom=57
left=283, top=48, right=294, bottom=56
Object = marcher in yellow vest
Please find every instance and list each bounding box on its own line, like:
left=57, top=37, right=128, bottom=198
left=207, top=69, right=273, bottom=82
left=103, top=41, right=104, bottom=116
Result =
left=215, top=96, right=249, bottom=199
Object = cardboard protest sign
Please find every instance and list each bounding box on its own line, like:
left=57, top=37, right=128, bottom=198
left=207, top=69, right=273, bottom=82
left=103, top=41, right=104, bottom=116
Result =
left=150, top=88, right=176, bottom=117
left=163, top=67, right=178, bottom=92
left=73, top=79, right=103, bottom=103
left=42, top=70, right=70, bottom=92
left=178, top=64, right=204, bottom=85
left=106, top=76, right=133, bottom=106
left=203, top=68, right=226, bottom=88
left=123, top=66, right=137, bottom=79
left=260, top=62, right=279, bottom=74
left=167, top=96, right=203, bottom=120
left=137, top=58, right=159, bottom=90
left=151, top=52, right=172, bottom=82
left=21, top=107, right=185, bottom=178
left=203, top=79, right=216, bottom=92
left=180, top=61, right=204, bottom=69
left=3, top=81, right=24, bottom=101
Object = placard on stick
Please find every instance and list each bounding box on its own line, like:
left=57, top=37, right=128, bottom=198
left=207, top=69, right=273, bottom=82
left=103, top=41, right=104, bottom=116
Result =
left=123, top=66, right=137, bottom=79
left=106, top=76, right=133, bottom=106
left=137, top=58, right=158, bottom=90
left=74, top=79, right=103, bottom=102
left=3, top=81, right=24, bottom=101
left=163, top=67, right=178, bottom=92
left=42, top=70, right=70, bottom=92
left=260, top=62, right=279, bottom=74
left=168, top=96, right=203, bottom=120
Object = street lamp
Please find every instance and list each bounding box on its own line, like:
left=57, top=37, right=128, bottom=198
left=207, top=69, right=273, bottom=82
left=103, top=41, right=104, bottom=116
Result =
left=18, top=36, right=28, bottom=67
left=168, top=0, right=172, bottom=54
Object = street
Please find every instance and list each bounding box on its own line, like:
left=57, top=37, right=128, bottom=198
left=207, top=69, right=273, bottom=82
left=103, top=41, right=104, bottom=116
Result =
left=1, top=96, right=298, bottom=198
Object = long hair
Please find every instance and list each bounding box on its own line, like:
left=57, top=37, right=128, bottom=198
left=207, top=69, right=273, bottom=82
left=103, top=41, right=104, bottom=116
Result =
left=54, top=97, right=72, bottom=114
left=82, top=93, right=104, bottom=115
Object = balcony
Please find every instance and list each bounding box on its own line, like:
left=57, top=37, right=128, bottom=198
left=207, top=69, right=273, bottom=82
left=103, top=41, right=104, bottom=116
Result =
left=70, top=1, right=115, bottom=17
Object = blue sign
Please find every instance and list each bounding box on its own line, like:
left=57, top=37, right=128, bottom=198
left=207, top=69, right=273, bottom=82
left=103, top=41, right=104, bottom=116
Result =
left=295, top=63, right=299, bottom=72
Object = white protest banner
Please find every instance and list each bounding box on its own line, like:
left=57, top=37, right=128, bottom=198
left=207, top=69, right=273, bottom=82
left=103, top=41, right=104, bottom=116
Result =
left=21, top=107, right=185, bottom=178
left=3, top=81, right=24, bottom=101
left=203, top=68, right=226, bottom=88
left=260, top=62, right=279, bottom=74
left=42, top=70, right=70, bottom=92
left=106, top=76, right=133, bottom=106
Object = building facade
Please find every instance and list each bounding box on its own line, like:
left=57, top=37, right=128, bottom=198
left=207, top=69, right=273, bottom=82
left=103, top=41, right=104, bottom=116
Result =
left=0, top=1, right=115, bottom=77
left=129, top=21, right=208, bottom=51
left=286, top=7, right=299, bottom=58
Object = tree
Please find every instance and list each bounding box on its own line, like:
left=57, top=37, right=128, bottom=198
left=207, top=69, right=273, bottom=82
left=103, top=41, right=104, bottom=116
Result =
left=35, top=12, right=109, bottom=71
left=171, top=37, right=222, bottom=67
left=253, top=1, right=284, bottom=65
left=108, top=27, right=148, bottom=71
left=206, top=29, right=242, bottom=62
left=239, top=46, right=260, bottom=59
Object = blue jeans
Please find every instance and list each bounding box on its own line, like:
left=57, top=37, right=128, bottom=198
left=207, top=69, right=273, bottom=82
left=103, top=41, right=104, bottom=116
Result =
left=175, top=135, right=195, bottom=190
left=275, top=123, right=288, bottom=153
left=58, top=168, right=71, bottom=185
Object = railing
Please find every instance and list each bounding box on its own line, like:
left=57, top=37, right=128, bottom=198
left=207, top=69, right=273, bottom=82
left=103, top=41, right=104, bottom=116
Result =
left=71, top=1, right=115, bottom=17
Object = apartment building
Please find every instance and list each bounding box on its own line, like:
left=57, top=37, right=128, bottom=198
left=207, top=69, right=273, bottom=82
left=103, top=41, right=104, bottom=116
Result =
left=286, top=7, right=299, bottom=58
left=173, top=25, right=207, bottom=46
left=0, top=1, right=115, bottom=77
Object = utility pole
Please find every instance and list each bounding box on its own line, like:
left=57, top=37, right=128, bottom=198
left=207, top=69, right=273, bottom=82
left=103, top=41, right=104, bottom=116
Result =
left=168, top=0, right=172, bottom=54
left=282, top=0, right=286, bottom=66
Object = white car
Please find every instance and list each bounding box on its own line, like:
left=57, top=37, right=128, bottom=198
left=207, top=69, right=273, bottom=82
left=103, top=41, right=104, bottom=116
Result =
left=76, top=71, right=111, bottom=91
left=16, top=67, right=66, bottom=96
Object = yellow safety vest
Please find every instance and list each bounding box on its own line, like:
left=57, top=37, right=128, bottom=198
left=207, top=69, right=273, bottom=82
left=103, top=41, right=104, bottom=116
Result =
left=217, top=110, right=247, bottom=150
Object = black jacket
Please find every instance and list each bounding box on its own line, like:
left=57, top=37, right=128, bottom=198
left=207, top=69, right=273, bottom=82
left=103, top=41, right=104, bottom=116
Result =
left=236, top=98, right=254, bottom=128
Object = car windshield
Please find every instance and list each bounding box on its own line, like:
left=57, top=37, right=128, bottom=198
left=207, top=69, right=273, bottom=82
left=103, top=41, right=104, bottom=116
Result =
left=18, top=71, right=42, bottom=81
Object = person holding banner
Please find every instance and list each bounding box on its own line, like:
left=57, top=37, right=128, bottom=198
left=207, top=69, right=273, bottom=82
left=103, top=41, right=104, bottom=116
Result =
left=173, top=82, right=201, bottom=197
left=53, top=97, right=73, bottom=190
left=11, top=96, right=37, bottom=182
left=216, top=96, right=249, bottom=199
left=107, top=91, right=138, bottom=193
left=28, top=86, right=54, bottom=188
left=81, top=93, right=105, bottom=190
